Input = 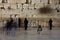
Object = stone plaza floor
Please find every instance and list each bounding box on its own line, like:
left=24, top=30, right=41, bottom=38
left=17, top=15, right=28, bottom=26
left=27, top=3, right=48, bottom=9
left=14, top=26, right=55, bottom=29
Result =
left=0, top=27, right=60, bottom=40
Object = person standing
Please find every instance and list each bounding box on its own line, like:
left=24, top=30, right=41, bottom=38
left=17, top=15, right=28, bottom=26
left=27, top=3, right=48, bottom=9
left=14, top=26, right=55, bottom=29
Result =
left=8, top=18, right=13, bottom=30
left=5, top=20, right=10, bottom=30
left=18, top=18, right=21, bottom=28
left=49, top=18, right=53, bottom=30
left=24, top=18, right=28, bottom=30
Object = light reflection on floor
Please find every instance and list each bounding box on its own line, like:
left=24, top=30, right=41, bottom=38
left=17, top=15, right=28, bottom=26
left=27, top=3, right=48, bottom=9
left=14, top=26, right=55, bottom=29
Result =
left=0, top=27, right=60, bottom=40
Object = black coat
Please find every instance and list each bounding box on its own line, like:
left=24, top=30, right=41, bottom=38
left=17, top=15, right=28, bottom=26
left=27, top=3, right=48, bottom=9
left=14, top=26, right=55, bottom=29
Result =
left=24, top=19, right=28, bottom=25
left=49, top=19, right=53, bottom=26
left=18, top=18, right=21, bottom=26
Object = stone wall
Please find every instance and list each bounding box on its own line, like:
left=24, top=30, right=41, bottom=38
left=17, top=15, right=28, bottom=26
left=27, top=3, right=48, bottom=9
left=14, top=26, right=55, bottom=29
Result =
left=0, top=0, right=60, bottom=27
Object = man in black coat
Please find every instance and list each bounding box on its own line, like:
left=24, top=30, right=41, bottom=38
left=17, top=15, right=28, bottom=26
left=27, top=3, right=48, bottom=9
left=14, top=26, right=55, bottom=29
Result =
left=24, top=18, right=28, bottom=30
left=18, top=18, right=21, bottom=28
left=49, top=18, right=53, bottom=30
left=8, top=18, right=13, bottom=30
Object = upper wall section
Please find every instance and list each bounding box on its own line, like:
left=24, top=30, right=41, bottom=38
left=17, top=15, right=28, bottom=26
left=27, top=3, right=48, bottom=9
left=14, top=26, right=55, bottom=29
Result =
left=0, top=0, right=60, bottom=18
left=0, top=0, right=59, bottom=4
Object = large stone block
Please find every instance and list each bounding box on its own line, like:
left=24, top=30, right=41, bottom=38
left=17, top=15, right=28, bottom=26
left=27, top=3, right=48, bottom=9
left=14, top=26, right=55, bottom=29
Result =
left=8, top=0, right=26, bottom=3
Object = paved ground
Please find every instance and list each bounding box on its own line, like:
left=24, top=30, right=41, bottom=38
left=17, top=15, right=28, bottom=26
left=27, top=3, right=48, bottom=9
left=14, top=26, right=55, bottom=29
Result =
left=0, top=27, right=60, bottom=40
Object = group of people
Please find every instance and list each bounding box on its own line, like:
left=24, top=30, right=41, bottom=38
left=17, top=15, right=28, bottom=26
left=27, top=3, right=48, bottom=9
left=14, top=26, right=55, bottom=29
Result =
left=37, top=18, right=53, bottom=34
left=4, top=18, right=17, bottom=31
left=18, top=18, right=28, bottom=30
left=19, top=18, right=53, bottom=31
left=37, top=18, right=53, bottom=32
left=4, top=18, right=28, bottom=31
left=4, top=18, right=53, bottom=32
